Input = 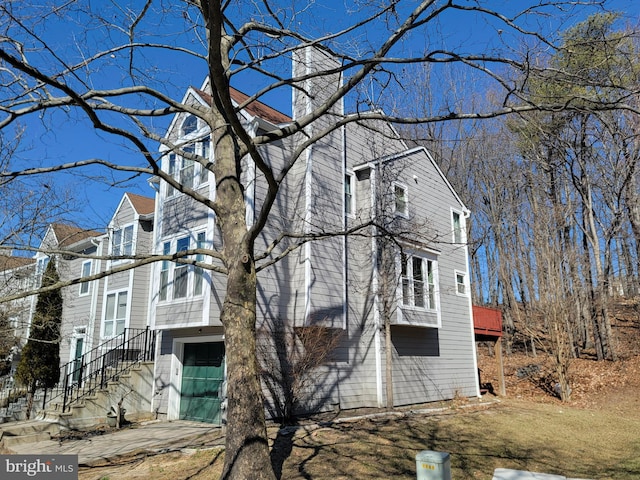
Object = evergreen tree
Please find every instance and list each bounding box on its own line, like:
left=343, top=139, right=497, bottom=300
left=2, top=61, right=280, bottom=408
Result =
left=15, top=258, right=62, bottom=418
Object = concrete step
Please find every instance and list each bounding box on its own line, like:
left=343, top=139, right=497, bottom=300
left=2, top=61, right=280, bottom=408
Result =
left=2, top=431, right=53, bottom=448
left=0, top=419, right=61, bottom=438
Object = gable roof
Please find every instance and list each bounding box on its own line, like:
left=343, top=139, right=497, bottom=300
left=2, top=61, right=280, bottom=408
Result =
left=194, top=87, right=291, bottom=126
left=0, top=255, right=35, bottom=272
left=51, top=223, right=102, bottom=248
left=126, top=192, right=155, bottom=216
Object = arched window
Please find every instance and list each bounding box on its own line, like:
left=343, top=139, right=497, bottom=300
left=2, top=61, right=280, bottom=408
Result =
left=181, top=115, right=198, bottom=136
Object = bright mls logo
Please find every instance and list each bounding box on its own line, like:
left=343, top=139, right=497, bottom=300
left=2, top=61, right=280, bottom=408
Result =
left=0, top=455, right=77, bottom=479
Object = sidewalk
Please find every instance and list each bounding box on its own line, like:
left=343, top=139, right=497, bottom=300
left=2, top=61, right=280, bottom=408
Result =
left=8, top=420, right=225, bottom=466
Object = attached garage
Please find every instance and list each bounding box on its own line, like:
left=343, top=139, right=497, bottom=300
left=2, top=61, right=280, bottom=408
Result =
left=165, top=334, right=226, bottom=424
left=180, top=342, right=225, bottom=423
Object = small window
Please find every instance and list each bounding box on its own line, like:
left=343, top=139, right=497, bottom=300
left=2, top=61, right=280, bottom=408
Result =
left=112, top=225, right=134, bottom=258
left=79, top=260, right=92, bottom=295
left=36, top=257, right=49, bottom=276
left=174, top=236, right=190, bottom=299
left=344, top=173, right=354, bottom=216
left=456, top=272, right=467, bottom=295
left=181, top=115, right=198, bottom=136
left=159, top=241, right=171, bottom=301
left=393, top=183, right=408, bottom=217
left=166, top=154, right=177, bottom=197
left=200, top=136, right=211, bottom=184
left=452, top=211, right=463, bottom=244
left=194, top=232, right=206, bottom=295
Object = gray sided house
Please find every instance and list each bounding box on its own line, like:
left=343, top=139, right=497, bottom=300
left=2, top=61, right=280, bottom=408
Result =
left=0, top=255, right=36, bottom=377
left=32, top=192, right=155, bottom=377
left=150, top=48, right=479, bottom=424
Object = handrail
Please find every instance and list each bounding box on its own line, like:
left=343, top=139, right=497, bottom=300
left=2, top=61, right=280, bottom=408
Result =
left=48, top=327, right=156, bottom=412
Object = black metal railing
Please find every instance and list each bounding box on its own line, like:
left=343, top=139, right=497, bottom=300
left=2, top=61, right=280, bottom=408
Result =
left=48, top=327, right=156, bottom=413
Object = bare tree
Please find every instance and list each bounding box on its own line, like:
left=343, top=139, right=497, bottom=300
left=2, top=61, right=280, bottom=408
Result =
left=0, top=1, right=634, bottom=478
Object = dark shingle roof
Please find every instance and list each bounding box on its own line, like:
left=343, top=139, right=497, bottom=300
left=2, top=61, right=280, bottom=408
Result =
left=126, top=192, right=155, bottom=216
left=0, top=255, right=35, bottom=272
left=51, top=224, right=102, bottom=248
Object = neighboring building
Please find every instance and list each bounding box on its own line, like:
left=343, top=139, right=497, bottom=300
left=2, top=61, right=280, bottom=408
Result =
left=0, top=255, right=36, bottom=377
left=23, top=192, right=155, bottom=379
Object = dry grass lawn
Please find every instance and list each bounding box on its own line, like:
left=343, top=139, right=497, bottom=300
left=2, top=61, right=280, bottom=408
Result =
left=79, top=390, right=640, bottom=480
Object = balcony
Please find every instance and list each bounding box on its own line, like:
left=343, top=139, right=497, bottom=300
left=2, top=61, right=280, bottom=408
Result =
left=473, top=305, right=502, bottom=338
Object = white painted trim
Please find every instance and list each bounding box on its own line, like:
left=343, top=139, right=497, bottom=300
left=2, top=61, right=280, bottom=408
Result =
left=370, top=165, right=384, bottom=407
left=454, top=270, right=469, bottom=297
left=87, top=240, right=103, bottom=352
left=100, top=288, right=130, bottom=340
left=450, top=207, right=467, bottom=246
left=167, top=334, right=225, bottom=421
left=69, top=325, right=88, bottom=365
left=78, top=259, right=93, bottom=296
left=303, top=47, right=313, bottom=325
left=391, top=180, right=409, bottom=218
left=341, top=127, right=348, bottom=330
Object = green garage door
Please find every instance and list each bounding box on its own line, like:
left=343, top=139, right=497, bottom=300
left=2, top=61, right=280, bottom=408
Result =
left=180, top=342, right=225, bottom=424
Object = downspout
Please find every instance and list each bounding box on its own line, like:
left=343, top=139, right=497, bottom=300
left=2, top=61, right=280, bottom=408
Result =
left=463, top=209, right=481, bottom=398
left=342, top=123, right=348, bottom=329
left=87, top=237, right=103, bottom=353
left=370, top=164, right=384, bottom=407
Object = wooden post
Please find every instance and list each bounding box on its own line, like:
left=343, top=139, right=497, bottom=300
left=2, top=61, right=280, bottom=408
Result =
left=496, top=337, right=506, bottom=396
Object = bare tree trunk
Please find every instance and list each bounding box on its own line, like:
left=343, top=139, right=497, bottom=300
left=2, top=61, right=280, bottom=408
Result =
left=220, top=254, right=273, bottom=480
left=385, top=318, right=393, bottom=409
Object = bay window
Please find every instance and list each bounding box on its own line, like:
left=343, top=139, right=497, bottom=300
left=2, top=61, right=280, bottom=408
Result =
left=401, top=252, right=437, bottom=310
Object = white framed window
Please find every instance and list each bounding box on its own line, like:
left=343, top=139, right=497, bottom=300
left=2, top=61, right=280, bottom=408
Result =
left=104, top=290, right=128, bottom=337
left=167, top=154, right=177, bottom=197
left=393, top=182, right=408, bottom=217
left=158, top=232, right=208, bottom=302
left=452, top=209, right=465, bottom=244
left=401, top=252, right=438, bottom=311
left=79, top=260, right=92, bottom=295
left=174, top=236, right=190, bottom=299
left=112, top=224, right=134, bottom=258
left=36, top=256, right=49, bottom=276
left=200, top=136, right=211, bottom=184
left=344, top=172, right=355, bottom=216
left=455, top=271, right=468, bottom=295
left=181, top=115, right=198, bottom=136
left=194, top=231, right=206, bottom=295
left=159, top=241, right=171, bottom=301
left=164, top=140, right=211, bottom=198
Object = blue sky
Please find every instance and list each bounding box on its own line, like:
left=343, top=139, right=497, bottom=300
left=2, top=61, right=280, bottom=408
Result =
left=7, top=0, right=639, bottom=234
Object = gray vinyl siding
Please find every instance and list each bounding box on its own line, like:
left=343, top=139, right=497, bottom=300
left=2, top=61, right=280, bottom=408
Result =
left=147, top=63, right=477, bottom=417
left=161, top=196, right=209, bottom=238
left=381, top=149, right=476, bottom=405
left=58, top=245, right=99, bottom=364
left=152, top=329, right=174, bottom=418
left=155, top=298, right=207, bottom=328
left=105, top=269, right=130, bottom=292
left=128, top=219, right=153, bottom=330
